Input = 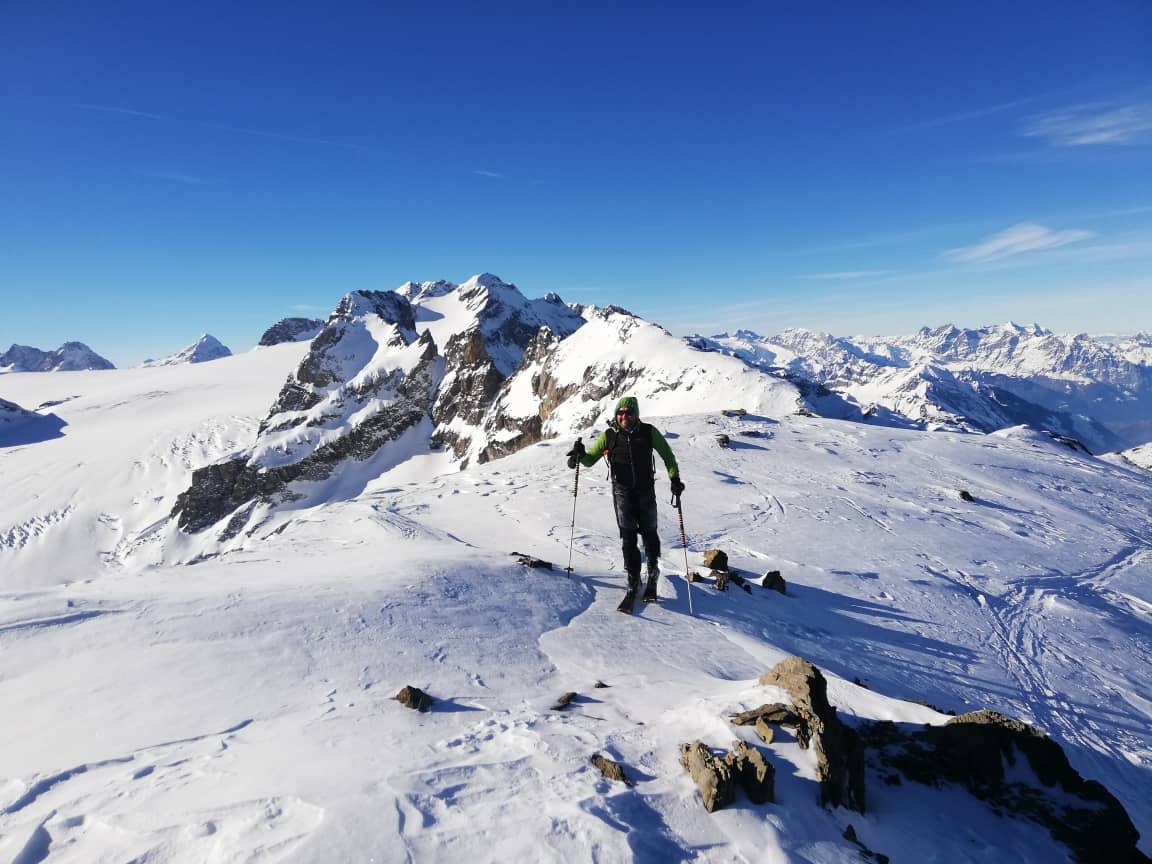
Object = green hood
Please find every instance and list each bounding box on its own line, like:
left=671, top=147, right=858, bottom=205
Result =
left=615, top=396, right=640, bottom=418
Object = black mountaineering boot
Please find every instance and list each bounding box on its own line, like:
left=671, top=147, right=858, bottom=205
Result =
left=643, top=563, right=659, bottom=602
left=618, top=572, right=640, bottom=614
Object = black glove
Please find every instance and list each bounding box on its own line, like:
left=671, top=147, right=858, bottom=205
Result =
left=671, top=477, right=685, bottom=496
left=565, top=439, right=585, bottom=469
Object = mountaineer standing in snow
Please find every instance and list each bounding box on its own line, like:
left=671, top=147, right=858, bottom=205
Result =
left=566, top=396, right=684, bottom=610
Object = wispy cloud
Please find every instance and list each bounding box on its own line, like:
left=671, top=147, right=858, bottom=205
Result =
left=75, top=103, right=162, bottom=120
left=944, top=222, right=1094, bottom=263
left=291, top=304, right=328, bottom=313
left=895, top=96, right=1036, bottom=134
left=135, top=169, right=219, bottom=186
left=800, top=270, right=893, bottom=280
left=1021, top=101, right=1152, bottom=146
left=474, top=169, right=504, bottom=179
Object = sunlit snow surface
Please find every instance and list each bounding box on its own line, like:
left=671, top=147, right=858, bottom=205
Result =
left=1, top=345, right=1150, bottom=863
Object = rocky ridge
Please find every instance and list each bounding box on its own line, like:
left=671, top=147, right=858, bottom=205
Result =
left=258, top=317, right=325, bottom=347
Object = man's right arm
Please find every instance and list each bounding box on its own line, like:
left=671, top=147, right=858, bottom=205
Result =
left=580, top=431, right=609, bottom=467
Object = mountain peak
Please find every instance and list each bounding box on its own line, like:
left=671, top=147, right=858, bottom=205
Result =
left=144, top=334, right=232, bottom=367
left=0, top=341, right=115, bottom=372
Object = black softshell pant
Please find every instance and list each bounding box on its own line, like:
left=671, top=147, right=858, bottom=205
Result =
left=613, top=484, right=661, bottom=588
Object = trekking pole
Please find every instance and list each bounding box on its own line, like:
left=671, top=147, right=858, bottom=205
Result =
left=674, top=493, right=694, bottom=616
left=565, top=442, right=581, bottom=578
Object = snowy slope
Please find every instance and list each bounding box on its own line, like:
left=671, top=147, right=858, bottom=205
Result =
left=1, top=351, right=1149, bottom=863
left=0, top=342, right=310, bottom=587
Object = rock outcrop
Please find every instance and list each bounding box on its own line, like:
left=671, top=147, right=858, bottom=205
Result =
left=859, top=710, right=1148, bottom=864
left=258, top=317, right=325, bottom=346
left=759, top=656, right=866, bottom=813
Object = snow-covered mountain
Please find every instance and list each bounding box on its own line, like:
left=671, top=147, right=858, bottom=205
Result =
left=258, top=317, right=325, bottom=346
left=169, top=276, right=803, bottom=541
left=1, top=341, right=1149, bottom=862
left=0, top=341, right=115, bottom=372
left=695, top=323, right=1152, bottom=453
left=141, top=334, right=232, bottom=367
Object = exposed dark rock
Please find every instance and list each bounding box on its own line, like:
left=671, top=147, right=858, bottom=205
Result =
left=759, top=656, right=866, bottom=813
left=434, top=329, right=505, bottom=459
left=713, top=570, right=730, bottom=591
left=590, top=753, right=633, bottom=786
left=714, top=433, right=731, bottom=447
left=959, top=489, right=975, bottom=502
left=762, top=570, right=787, bottom=593
left=679, top=741, right=736, bottom=813
left=729, top=703, right=798, bottom=727
left=858, top=710, right=1148, bottom=864
left=395, top=685, right=433, bottom=712
left=842, top=824, right=889, bottom=863
left=702, top=549, right=729, bottom=570
left=512, top=552, right=553, bottom=569
left=721, top=408, right=747, bottom=417
left=553, top=692, right=577, bottom=710
left=258, top=317, right=325, bottom=346
left=724, top=740, right=775, bottom=804
left=175, top=331, right=438, bottom=533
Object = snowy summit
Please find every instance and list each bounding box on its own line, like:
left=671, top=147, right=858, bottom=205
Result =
left=141, top=334, right=233, bottom=367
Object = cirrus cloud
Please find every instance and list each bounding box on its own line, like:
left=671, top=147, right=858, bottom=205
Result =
left=944, top=222, right=1094, bottom=263
left=1021, top=101, right=1152, bottom=146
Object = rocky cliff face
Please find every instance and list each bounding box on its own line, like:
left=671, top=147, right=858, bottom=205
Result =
left=0, top=342, right=115, bottom=372
left=173, top=290, right=440, bottom=535
left=258, top=317, right=325, bottom=347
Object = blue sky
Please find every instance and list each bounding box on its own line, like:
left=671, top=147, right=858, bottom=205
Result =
left=1, top=0, right=1150, bottom=366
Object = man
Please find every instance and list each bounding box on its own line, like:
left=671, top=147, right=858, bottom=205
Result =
left=566, top=396, right=684, bottom=611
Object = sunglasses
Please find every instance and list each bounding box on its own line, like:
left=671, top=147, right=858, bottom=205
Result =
left=616, top=408, right=636, bottom=416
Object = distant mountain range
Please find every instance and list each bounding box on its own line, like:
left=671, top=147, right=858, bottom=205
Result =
left=691, top=323, right=1152, bottom=454
left=6, top=277, right=1152, bottom=542
left=0, top=342, right=114, bottom=372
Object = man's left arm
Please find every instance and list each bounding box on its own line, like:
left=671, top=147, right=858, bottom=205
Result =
left=650, top=426, right=679, bottom=479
